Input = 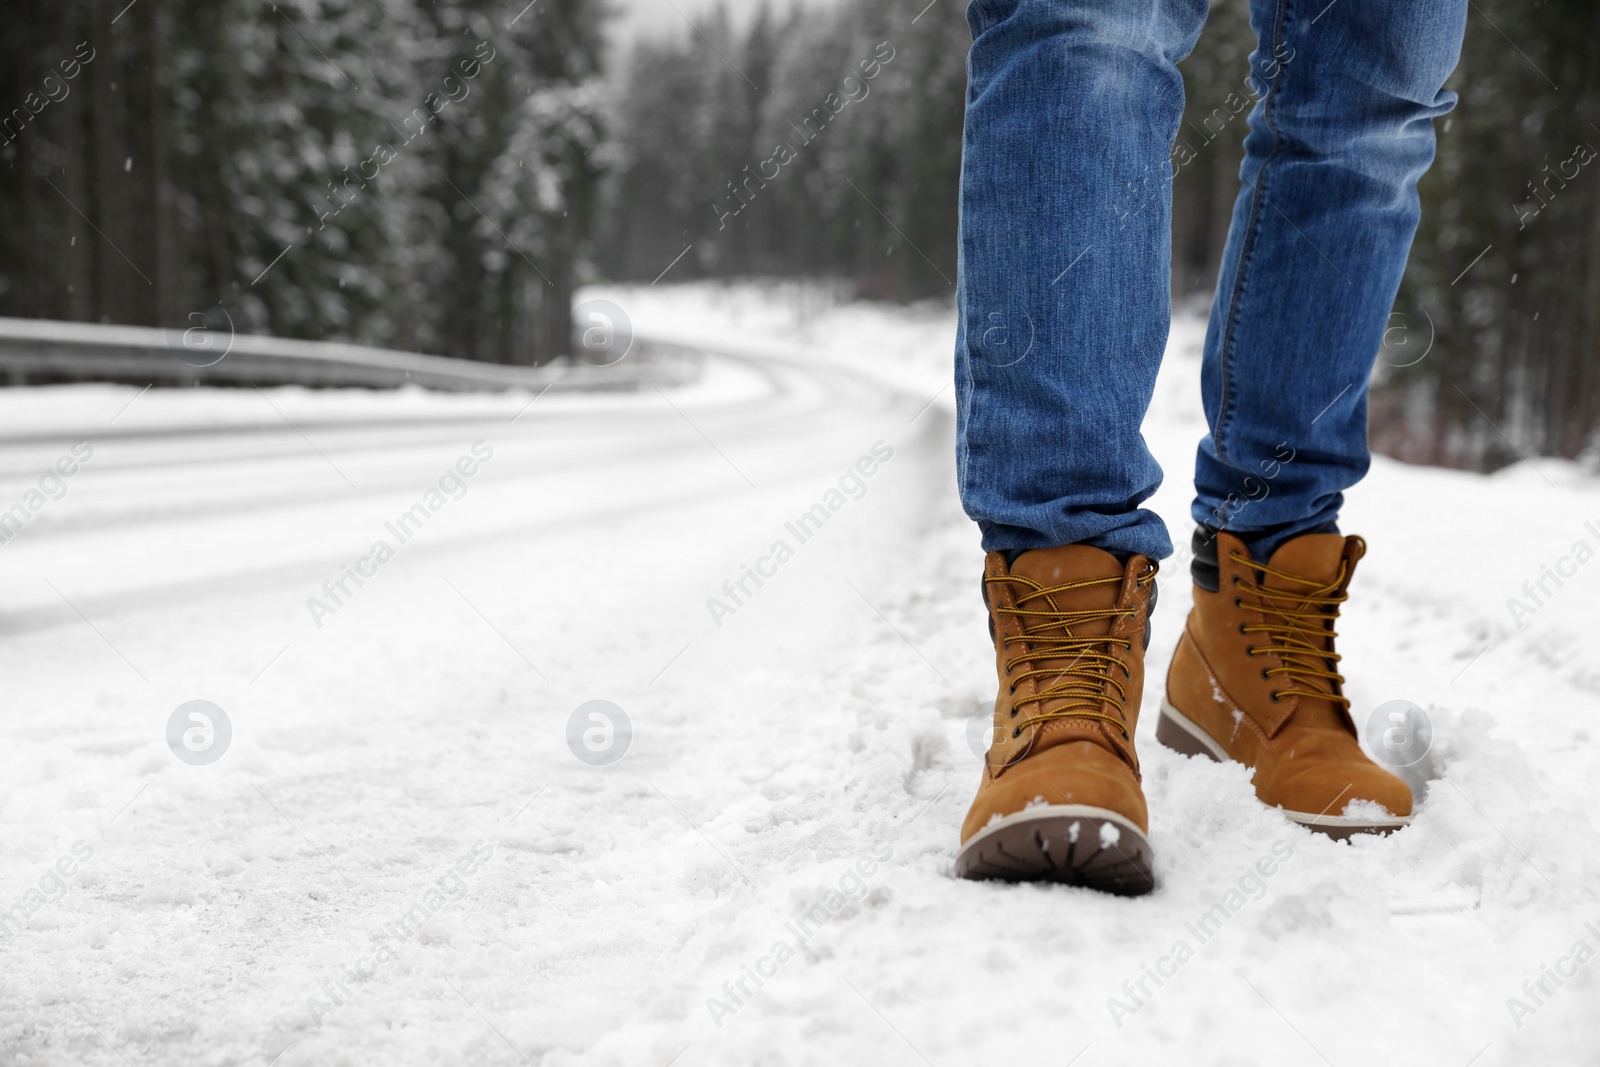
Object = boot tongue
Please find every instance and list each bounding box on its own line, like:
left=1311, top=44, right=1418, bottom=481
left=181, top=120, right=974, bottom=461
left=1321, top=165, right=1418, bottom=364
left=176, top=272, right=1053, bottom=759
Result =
left=1004, top=544, right=1135, bottom=760
left=1263, top=533, right=1350, bottom=589
left=1258, top=533, right=1355, bottom=727
left=1009, top=545, right=1127, bottom=638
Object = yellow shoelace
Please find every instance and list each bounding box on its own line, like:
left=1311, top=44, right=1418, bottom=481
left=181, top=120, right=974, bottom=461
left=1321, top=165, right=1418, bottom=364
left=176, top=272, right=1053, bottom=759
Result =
left=987, top=563, right=1157, bottom=739
left=1232, top=552, right=1350, bottom=706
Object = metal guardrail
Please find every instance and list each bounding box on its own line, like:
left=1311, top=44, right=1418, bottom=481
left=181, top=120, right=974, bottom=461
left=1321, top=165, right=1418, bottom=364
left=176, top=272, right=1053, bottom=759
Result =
left=0, top=316, right=696, bottom=392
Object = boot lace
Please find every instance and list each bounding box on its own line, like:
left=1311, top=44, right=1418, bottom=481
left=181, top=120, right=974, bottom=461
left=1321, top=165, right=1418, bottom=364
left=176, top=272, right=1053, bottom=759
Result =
left=1232, top=552, right=1349, bottom=706
left=987, top=564, right=1158, bottom=740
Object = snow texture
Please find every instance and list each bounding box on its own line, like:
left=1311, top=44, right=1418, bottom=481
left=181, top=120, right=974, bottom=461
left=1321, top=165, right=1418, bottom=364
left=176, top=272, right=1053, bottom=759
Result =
left=2, top=280, right=1597, bottom=1065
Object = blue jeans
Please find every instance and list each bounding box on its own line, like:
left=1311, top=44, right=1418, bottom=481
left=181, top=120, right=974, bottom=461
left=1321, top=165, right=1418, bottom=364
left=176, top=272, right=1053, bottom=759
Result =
left=954, top=0, right=1466, bottom=562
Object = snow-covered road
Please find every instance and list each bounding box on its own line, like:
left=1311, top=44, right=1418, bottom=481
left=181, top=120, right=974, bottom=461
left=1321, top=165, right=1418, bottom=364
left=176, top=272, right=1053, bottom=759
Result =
left=3, top=284, right=1598, bottom=1066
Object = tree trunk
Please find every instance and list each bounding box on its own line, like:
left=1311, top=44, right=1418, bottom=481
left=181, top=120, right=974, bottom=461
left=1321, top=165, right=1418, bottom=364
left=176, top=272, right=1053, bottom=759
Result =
left=90, top=0, right=131, bottom=322
left=17, top=2, right=44, bottom=318
left=139, top=0, right=170, bottom=326
left=58, top=0, right=94, bottom=321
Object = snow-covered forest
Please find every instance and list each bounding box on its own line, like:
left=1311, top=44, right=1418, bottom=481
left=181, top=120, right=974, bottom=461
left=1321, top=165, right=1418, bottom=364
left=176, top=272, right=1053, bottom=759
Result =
left=600, top=0, right=1600, bottom=470
left=0, top=0, right=605, bottom=363
left=0, top=0, right=1595, bottom=454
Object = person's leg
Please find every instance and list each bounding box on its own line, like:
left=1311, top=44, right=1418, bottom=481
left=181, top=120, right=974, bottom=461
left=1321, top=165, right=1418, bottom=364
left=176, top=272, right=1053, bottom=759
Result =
left=1191, top=0, right=1467, bottom=558
left=955, top=0, right=1208, bottom=563
left=1161, top=0, right=1467, bottom=838
left=954, top=0, right=1206, bottom=894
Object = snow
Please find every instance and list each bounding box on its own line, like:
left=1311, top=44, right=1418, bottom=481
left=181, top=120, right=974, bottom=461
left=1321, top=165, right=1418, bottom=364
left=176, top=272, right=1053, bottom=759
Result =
left=1341, top=799, right=1400, bottom=821
left=2, top=279, right=1598, bottom=1065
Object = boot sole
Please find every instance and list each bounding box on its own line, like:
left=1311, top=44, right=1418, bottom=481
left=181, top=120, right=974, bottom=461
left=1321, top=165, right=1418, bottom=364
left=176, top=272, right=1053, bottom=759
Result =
left=955, top=805, right=1155, bottom=895
left=1156, top=698, right=1411, bottom=840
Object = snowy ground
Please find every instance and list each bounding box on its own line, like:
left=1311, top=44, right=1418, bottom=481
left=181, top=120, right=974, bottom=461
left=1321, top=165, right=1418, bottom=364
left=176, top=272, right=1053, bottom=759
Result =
left=2, top=281, right=1598, bottom=1066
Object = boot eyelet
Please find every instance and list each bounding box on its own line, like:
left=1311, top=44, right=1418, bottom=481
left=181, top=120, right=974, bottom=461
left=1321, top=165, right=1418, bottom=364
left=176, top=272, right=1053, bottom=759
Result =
left=1011, top=727, right=1022, bottom=738
left=1009, top=707, right=1017, bottom=718
left=1269, top=690, right=1282, bottom=702
left=1233, top=597, right=1242, bottom=608
left=1232, top=575, right=1240, bottom=586
left=1120, top=730, right=1129, bottom=741
left=1237, top=623, right=1247, bottom=634
left=1260, top=668, right=1272, bottom=680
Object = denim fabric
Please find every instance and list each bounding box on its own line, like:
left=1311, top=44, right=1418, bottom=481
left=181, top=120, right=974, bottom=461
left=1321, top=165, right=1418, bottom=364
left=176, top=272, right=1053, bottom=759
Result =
left=954, top=0, right=1466, bottom=562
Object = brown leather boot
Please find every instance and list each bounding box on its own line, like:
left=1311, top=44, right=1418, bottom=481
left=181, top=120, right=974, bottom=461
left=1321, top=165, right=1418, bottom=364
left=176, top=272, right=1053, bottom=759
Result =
left=1159, top=529, right=1412, bottom=838
left=956, top=545, right=1159, bottom=894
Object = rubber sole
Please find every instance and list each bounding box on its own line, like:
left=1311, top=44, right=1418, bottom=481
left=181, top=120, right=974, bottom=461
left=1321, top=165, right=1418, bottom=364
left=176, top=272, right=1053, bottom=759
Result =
left=955, top=805, right=1155, bottom=895
left=1156, top=698, right=1410, bottom=840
